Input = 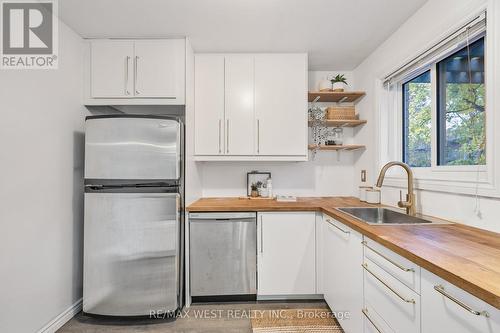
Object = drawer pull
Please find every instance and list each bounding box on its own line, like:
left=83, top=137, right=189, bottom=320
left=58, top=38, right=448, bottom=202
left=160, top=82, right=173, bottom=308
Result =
left=325, top=219, right=350, bottom=234
left=362, top=308, right=383, bottom=333
left=434, top=285, right=490, bottom=317
left=362, top=263, right=415, bottom=304
left=362, top=241, right=414, bottom=272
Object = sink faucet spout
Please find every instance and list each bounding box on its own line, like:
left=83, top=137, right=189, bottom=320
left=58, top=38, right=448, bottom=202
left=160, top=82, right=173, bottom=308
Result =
left=376, top=161, right=416, bottom=216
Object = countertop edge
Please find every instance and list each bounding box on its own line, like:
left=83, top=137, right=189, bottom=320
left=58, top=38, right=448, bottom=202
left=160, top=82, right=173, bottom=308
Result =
left=186, top=197, right=500, bottom=309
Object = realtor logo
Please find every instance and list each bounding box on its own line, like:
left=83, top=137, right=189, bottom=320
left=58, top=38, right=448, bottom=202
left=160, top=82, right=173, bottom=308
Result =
left=1, top=0, right=58, bottom=69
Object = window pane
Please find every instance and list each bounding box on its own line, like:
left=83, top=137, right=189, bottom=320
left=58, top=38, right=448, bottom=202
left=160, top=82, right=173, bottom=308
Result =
left=403, top=71, right=432, bottom=167
left=437, top=37, right=485, bottom=165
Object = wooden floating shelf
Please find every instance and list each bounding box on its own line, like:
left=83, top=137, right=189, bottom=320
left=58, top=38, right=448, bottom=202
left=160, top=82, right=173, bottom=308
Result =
left=308, top=119, right=367, bottom=127
left=308, top=144, right=366, bottom=151
left=308, top=91, right=366, bottom=103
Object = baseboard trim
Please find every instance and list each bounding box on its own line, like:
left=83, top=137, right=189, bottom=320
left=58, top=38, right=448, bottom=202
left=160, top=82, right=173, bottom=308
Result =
left=257, top=294, right=324, bottom=301
left=37, top=298, right=82, bottom=333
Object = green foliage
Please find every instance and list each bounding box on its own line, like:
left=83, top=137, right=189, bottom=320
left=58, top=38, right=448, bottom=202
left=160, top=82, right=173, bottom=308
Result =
left=330, top=74, right=347, bottom=85
left=405, top=82, right=485, bottom=166
left=405, top=82, right=432, bottom=167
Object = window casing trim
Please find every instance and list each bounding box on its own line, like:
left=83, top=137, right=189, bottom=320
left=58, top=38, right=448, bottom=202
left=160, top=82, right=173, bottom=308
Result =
left=377, top=8, right=500, bottom=197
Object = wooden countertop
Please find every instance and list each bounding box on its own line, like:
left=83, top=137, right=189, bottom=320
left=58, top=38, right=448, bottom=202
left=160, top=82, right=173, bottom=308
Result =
left=187, top=196, right=500, bottom=309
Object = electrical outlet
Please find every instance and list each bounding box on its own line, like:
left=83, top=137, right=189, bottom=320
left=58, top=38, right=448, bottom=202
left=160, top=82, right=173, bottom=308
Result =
left=361, top=170, right=366, bottom=182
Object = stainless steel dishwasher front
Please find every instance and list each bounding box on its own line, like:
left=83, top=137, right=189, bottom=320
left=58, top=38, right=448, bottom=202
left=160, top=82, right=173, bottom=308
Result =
left=189, top=212, right=257, bottom=302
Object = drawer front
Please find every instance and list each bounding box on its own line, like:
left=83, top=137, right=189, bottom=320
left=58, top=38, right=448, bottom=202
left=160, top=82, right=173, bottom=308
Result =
left=363, top=238, right=420, bottom=293
left=421, top=269, right=500, bottom=333
left=364, top=258, right=420, bottom=333
left=363, top=305, right=395, bottom=333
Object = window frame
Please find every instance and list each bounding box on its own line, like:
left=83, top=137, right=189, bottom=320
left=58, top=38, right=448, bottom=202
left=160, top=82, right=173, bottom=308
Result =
left=378, top=28, right=498, bottom=197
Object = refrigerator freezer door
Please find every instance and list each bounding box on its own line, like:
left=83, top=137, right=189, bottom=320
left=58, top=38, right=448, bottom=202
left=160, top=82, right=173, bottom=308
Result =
left=84, top=192, right=179, bottom=316
left=85, top=116, right=180, bottom=181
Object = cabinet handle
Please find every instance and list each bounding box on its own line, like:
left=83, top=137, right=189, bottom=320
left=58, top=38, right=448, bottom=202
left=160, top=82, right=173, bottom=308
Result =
left=124, top=56, right=131, bottom=95
left=325, top=218, right=350, bottom=234
left=433, top=285, right=490, bottom=317
left=361, top=241, right=414, bottom=272
left=260, top=215, right=263, bottom=253
left=362, top=263, right=415, bottom=304
left=362, top=308, right=383, bottom=333
left=134, top=56, right=139, bottom=95
left=218, top=119, right=222, bottom=154
left=257, top=119, right=260, bottom=154
left=226, top=119, right=230, bottom=154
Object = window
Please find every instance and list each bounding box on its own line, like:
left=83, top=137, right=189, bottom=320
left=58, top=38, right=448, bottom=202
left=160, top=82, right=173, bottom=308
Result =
left=437, top=37, right=485, bottom=165
left=401, top=36, right=485, bottom=168
left=403, top=71, right=431, bottom=167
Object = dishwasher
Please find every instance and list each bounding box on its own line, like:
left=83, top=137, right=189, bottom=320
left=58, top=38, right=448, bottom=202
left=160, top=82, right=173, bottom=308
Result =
left=189, top=212, right=257, bottom=302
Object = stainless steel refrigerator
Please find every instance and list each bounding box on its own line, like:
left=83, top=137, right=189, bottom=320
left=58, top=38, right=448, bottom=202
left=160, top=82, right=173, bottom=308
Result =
left=83, top=115, right=183, bottom=317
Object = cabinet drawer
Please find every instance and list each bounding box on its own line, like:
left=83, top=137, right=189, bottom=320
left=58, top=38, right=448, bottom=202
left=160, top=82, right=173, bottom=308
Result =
left=363, top=258, right=420, bottom=333
left=363, top=238, right=420, bottom=293
left=362, top=305, right=395, bottom=333
left=421, top=269, right=500, bottom=333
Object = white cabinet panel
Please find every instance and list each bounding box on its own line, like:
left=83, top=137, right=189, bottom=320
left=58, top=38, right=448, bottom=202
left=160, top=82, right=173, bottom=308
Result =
left=91, top=40, right=133, bottom=98
left=194, top=55, right=225, bottom=155
left=363, top=238, right=420, bottom=293
left=257, top=212, right=315, bottom=296
left=363, top=258, right=420, bottom=333
left=134, top=40, right=185, bottom=100
left=255, top=54, right=307, bottom=156
left=421, top=269, right=500, bottom=333
left=323, top=215, right=363, bottom=333
left=225, top=55, right=255, bottom=155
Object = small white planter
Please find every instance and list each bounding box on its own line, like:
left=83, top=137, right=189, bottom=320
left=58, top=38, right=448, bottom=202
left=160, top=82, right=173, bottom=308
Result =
left=332, top=82, right=346, bottom=92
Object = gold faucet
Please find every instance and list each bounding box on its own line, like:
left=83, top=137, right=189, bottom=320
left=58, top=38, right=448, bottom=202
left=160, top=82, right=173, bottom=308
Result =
left=376, top=161, right=416, bottom=216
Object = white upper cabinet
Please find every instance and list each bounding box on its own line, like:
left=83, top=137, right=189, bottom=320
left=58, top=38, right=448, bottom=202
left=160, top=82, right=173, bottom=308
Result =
left=224, top=55, right=255, bottom=156
left=134, top=40, right=185, bottom=99
left=90, top=40, right=134, bottom=98
left=194, top=55, right=225, bottom=155
left=194, top=53, right=308, bottom=161
left=87, top=39, right=185, bottom=105
left=255, top=54, right=307, bottom=156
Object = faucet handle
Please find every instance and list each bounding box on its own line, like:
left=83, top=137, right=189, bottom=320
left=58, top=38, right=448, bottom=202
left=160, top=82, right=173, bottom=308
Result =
left=399, top=190, right=403, bottom=202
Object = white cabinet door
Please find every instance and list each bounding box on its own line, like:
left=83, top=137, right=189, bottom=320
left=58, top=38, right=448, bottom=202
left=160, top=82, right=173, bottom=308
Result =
left=91, top=40, right=133, bottom=98
left=194, top=55, right=225, bottom=155
left=225, top=55, right=255, bottom=155
left=323, top=215, right=363, bottom=333
left=257, top=212, right=316, bottom=296
left=421, top=269, right=500, bottom=333
left=255, top=54, right=307, bottom=156
left=134, top=40, right=185, bottom=100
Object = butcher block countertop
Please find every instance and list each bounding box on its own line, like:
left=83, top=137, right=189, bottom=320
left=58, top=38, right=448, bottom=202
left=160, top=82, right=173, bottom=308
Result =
left=187, top=196, right=500, bottom=309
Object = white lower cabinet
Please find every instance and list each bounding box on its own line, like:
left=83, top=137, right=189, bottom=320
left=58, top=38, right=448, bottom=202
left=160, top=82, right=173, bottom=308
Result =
left=323, top=214, right=363, bottom=333
left=257, top=212, right=316, bottom=297
left=363, top=258, right=420, bottom=333
left=421, top=269, right=500, bottom=333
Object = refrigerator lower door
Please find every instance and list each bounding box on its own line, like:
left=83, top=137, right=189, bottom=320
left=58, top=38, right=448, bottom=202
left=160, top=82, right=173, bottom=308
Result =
left=84, top=191, right=179, bottom=316
left=85, top=116, right=180, bottom=181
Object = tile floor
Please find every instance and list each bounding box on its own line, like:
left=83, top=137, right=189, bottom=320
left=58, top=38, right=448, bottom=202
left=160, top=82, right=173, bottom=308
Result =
left=58, top=301, right=329, bottom=333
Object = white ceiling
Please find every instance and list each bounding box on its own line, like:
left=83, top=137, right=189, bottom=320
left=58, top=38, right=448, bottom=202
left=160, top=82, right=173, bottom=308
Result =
left=58, top=0, right=428, bottom=70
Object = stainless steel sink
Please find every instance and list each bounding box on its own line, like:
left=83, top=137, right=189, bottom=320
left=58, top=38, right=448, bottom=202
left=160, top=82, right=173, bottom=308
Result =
left=337, top=207, right=438, bottom=225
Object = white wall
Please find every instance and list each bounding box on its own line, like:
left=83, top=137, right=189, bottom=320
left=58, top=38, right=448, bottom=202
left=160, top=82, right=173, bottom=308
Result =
left=353, top=0, right=500, bottom=232
left=0, top=22, right=87, bottom=333
left=199, top=71, right=361, bottom=197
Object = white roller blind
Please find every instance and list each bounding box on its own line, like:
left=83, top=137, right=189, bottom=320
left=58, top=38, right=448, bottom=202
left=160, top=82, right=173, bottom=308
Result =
left=383, top=11, right=486, bottom=86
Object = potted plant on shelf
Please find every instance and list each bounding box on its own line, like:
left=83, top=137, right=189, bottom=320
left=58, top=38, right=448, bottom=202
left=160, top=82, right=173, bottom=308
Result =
left=250, top=183, right=260, bottom=198
left=330, top=74, right=348, bottom=92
